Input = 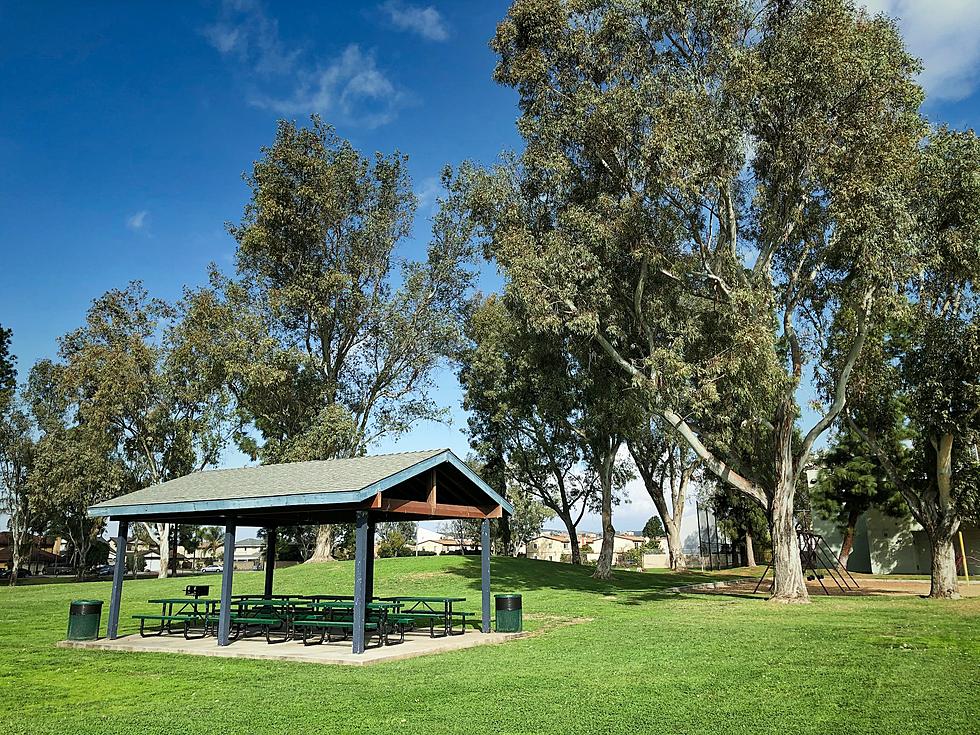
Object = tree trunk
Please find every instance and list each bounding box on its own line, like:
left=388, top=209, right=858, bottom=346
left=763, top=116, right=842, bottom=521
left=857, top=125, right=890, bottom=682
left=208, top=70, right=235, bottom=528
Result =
left=593, top=448, right=617, bottom=581
left=307, top=525, right=335, bottom=563
left=927, top=531, right=960, bottom=599
left=744, top=531, right=756, bottom=568
left=769, top=405, right=808, bottom=603
left=666, top=520, right=684, bottom=570
left=8, top=541, right=22, bottom=586
left=556, top=511, right=582, bottom=564
left=156, top=523, right=171, bottom=579
left=838, top=508, right=860, bottom=570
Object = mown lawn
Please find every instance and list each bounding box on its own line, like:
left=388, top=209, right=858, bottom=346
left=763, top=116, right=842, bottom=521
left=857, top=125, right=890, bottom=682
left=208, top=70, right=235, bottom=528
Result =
left=1, top=556, right=977, bottom=735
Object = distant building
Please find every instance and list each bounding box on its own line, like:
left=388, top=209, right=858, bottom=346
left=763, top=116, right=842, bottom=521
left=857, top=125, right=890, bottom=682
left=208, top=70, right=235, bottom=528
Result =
left=0, top=532, right=64, bottom=573
left=525, top=531, right=667, bottom=567
left=234, top=537, right=264, bottom=570
left=412, top=537, right=478, bottom=555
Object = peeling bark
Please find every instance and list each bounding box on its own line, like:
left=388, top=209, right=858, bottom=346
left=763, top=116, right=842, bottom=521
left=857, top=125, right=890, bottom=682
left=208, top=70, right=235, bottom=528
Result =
left=307, top=525, right=335, bottom=563
left=927, top=532, right=960, bottom=599
left=770, top=404, right=808, bottom=603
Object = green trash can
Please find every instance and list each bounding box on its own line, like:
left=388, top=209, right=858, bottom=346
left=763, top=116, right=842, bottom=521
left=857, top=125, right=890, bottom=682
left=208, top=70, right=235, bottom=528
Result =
left=67, top=600, right=103, bottom=641
left=495, top=594, right=522, bottom=633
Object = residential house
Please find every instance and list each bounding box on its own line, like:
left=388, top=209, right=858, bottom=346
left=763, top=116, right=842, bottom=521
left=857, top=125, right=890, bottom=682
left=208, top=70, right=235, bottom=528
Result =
left=0, top=532, right=64, bottom=574
left=526, top=530, right=669, bottom=568
left=233, top=537, right=264, bottom=570
left=412, top=537, right=477, bottom=555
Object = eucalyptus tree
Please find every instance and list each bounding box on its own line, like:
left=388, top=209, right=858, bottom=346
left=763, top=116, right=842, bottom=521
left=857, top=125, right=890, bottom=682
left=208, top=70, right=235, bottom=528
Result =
left=198, top=116, right=476, bottom=561
left=0, top=325, right=14, bottom=413
left=36, top=284, right=236, bottom=578
left=0, top=329, right=37, bottom=586
left=628, top=418, right=698, bottom=570
left=460, top=295, right=600, bottom=564
left=29, top=424, right=131, bottom=578
left=578, top=356, right=633, bottom=579
left=506, top=483, right=554, bottom=555
left=483, top=0, right=923, bottom=601
left=846, top=127, right=980, bottom=598
left=0, top=404, right=36, bottom=585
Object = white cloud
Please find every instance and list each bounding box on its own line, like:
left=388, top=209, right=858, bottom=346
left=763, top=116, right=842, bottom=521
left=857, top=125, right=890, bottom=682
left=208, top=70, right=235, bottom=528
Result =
left=380, top=1, right=449, bottom=41
left=415, top=174, right=442, bottom=211
left=253, top=45, right=405, bottom=129
left=203, top=0, right=406, bottom=128
left=126, top=210, right=148, bottom=231
left=860, top=0, right=980, bottom=102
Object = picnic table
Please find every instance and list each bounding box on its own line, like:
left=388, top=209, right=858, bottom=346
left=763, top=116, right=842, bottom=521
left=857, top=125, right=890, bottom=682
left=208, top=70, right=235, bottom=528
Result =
left=379, top=596, right=469, bottom=637
left=226, top=597, right=319, bottom=642
left=139, top=597, right=219, bottom=638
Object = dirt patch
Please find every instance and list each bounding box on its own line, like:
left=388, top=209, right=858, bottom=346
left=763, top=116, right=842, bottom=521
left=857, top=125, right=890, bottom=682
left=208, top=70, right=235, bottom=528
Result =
left=521, top=614, right=593, bottom=638
left=399, top=572, right=445, bottom=582
left=692, top=577, right=980, bottom=598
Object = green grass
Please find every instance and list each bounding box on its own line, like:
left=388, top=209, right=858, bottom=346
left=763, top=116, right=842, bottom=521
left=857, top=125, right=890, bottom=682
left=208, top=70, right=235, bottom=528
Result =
left=1, top=556, right=977, bottom=735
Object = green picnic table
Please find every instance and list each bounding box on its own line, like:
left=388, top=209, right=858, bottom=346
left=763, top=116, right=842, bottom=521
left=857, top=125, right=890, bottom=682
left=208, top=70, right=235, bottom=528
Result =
left=138, top=598, right=219, bottom=638
left=379, top=596, right=469, bottom=637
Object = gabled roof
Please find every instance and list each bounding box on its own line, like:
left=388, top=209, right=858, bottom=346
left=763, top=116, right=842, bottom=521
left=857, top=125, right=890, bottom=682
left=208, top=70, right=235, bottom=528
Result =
left=88, top=449, right=513, bottom=521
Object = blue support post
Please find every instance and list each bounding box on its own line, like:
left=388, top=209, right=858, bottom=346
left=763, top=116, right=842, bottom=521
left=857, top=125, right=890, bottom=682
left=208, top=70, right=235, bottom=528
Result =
left=352, top=511, right=369, bottom=654
left=107, top=519, right=129, bottom=640
left=263, top=527, right=277, bottom=598
left=365, top=517, right=376, bottom=601
left=217, top=522, right=236, bottom=646
left=481, top=518, right=491, bottom=633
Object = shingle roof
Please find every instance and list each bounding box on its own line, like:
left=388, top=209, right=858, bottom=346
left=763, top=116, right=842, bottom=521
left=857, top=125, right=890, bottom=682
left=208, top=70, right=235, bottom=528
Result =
left=88, top=449, right=514, bottom=518
left=92, top=450, right=444, bottom=511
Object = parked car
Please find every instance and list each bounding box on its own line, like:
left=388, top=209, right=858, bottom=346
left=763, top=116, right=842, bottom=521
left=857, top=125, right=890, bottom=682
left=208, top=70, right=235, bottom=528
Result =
left=92, top=564, right=115, bottom=577
left=0, top=567, right=32, bottom=579
left=200, top=564, right=223, bottom=573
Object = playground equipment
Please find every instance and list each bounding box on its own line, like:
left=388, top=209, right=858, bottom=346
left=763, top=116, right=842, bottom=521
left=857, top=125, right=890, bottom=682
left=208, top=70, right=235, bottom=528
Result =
left=753, top=524, right=860, bottom=595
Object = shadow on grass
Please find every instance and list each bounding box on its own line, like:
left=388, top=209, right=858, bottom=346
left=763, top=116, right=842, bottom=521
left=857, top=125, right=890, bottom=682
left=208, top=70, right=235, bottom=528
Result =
left=6, top=571, right=224, bottom=587
left=448, top=556, right=756, bottom=600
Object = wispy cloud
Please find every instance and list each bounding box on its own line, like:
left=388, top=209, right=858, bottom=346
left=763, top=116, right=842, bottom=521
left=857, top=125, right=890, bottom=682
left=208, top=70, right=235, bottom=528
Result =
left=203, top=0, right=406, bottom=128
left=253, top=45, right=405, bottom=129
left=415, top=175, right=442, bottom=211
left=126, top=210, right=148, bottom=231
left=380, top=1, right=449, bottom=42
left=861, top=0, right=980, bottom=102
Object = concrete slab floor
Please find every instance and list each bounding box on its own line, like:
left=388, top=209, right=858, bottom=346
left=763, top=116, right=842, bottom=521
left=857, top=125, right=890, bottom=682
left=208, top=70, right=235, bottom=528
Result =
left=57, top=629, right=529, bottom=666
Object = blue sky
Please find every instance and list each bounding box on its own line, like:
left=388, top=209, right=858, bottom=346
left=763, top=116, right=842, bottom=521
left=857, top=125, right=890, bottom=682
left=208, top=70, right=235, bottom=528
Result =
left=2, top=0, right=979, bottom=535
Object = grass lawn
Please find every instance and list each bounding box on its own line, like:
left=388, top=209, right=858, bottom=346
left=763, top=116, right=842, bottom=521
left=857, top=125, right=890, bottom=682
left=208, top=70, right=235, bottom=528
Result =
left=1, top=556, right=978, bottom=735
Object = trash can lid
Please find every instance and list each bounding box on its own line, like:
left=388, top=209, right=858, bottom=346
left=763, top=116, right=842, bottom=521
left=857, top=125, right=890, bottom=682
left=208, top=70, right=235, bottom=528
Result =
left=71, top=599, right=104, bottom=605
left=494, top=593, right=521, bottom=599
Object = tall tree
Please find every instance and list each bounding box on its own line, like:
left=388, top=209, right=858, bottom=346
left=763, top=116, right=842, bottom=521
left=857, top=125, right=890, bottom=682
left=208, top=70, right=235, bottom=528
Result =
left=38, top=284, right=235, bottom=578
left=0, top=328, right=37, bottom=586
left=0, top=405, right=36, bottom=585
left=460, top=295, right=601, bottom=564
left=506, top=483, right=554, bottom=555
left=812, top=421, right=908, bottom=568
left=205, top=116, right=476, bottom=561
left=482, top=0, right=923, bottom=601
left=847, top=127, right=980, bottom=598
left=628, top=420, right=698, bottom=570
left=29, top=424, right=131, bottom=578
left=0, top=325, right=14, bottom=414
